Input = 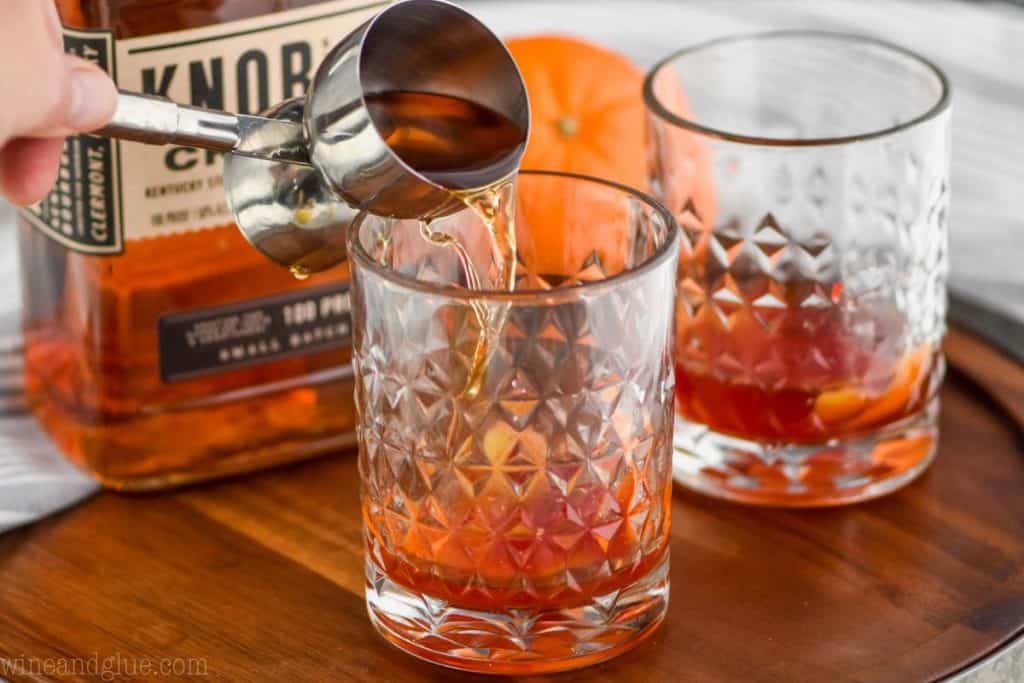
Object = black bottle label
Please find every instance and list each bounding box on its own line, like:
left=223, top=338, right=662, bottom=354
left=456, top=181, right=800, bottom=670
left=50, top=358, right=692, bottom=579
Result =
left=158, top=281, right=352, bottom=382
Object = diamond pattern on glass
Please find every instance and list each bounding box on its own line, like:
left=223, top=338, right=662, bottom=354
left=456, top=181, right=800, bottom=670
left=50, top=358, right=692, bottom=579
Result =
left=350, top=172, right=678, bottom=670
left=355, top=269, right=674, bottom=608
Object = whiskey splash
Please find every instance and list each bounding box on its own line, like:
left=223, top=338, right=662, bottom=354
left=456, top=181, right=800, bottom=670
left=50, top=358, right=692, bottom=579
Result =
left=367, top=90, right=525, bottom=397
left=433, top=177, right=517, bottom=398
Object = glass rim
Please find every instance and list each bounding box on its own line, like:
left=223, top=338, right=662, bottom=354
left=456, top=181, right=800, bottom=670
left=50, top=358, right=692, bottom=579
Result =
left=348, top=169, right=681, bottom=304
left=643, top=30, right=952, bottom=148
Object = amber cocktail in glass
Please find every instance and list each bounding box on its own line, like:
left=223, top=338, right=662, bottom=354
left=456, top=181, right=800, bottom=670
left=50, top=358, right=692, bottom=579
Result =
left=645, top=32, right=951, bottom=506
left=349, top=171, right=679, bottom=673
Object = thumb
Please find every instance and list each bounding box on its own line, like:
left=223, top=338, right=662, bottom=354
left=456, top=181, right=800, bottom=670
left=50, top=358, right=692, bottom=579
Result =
left=53, top=54, right=120, bottom=136
left=0, top=0, right=117, bottom=140
left=8, top=54, right=118, bottom=140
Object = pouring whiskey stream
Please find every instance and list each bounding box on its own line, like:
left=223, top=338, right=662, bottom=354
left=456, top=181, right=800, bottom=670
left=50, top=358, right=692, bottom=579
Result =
left=95, top=0, right=529, bottom=394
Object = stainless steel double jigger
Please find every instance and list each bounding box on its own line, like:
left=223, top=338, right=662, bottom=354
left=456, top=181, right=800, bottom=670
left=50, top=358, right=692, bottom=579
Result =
left=94, top=0, right=529, bottom=274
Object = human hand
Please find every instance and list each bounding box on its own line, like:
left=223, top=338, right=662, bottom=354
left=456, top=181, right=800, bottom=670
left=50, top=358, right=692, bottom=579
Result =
left=0, top=1, right=118, bottom=205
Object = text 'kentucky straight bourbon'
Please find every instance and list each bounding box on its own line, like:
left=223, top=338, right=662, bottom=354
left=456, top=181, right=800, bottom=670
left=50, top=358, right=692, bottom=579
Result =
left=16, top=0, right=385, bottom=490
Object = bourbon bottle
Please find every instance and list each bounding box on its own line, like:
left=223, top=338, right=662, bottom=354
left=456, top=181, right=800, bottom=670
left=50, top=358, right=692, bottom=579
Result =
left=16, top=0, right=385, bottom=490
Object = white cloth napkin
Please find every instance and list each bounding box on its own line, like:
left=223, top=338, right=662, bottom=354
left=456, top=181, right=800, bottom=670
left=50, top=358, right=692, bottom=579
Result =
left=0, top=206, right=99, bottom=534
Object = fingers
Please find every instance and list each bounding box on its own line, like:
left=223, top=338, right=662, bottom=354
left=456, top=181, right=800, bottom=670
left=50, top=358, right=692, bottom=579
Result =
left=0, top=137, right=65, bottom=206
left=56, top=55, right=120, bottom=136
left=39, top=0, right=65, bottom=49
left=21, top=54, right=120, bottom=139
left=0, top=0, right=70, bottom=141
left=0, top=1, right=119, bottom=204
left=0, top=0, right=117, bottom=143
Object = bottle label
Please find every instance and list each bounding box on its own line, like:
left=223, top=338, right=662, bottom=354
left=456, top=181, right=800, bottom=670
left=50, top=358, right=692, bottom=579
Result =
left=19, top=29, right=122, bottom=254
left=158, top=281, right=352, bottom=382
left=19, top=0, right=385, bottom=253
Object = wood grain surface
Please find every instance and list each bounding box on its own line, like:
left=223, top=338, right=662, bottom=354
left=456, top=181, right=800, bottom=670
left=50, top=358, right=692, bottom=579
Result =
left=0, top=326, right=1021, bottom=683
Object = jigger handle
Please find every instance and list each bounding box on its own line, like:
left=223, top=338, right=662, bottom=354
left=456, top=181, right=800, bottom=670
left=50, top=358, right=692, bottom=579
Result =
left=96, top=90, right=312, bottom=166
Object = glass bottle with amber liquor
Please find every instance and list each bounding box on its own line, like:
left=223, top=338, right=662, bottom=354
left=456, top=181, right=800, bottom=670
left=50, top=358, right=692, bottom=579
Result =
left=16, top=0, right=386, bottom=490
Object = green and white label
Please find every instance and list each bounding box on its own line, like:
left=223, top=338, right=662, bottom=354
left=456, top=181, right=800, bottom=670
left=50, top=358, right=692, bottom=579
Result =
left=21, top=1, right=384, bottom=253
left=19, top=29, right=123, bottom=254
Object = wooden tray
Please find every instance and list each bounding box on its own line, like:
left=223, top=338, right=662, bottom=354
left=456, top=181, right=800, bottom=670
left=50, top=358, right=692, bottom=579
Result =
left=1, top=325, right=1022, bottom=683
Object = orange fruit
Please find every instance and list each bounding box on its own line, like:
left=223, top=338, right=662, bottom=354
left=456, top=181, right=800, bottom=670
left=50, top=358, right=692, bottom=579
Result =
left=505, top=35, right=715, bottom=278
left=506, top=35, right=652, bottom=189
left=813, top=345, right=934, bottom=430
left=847, top=345, right=934, bottom=429
left=813, top=387, right=869, bottom=425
